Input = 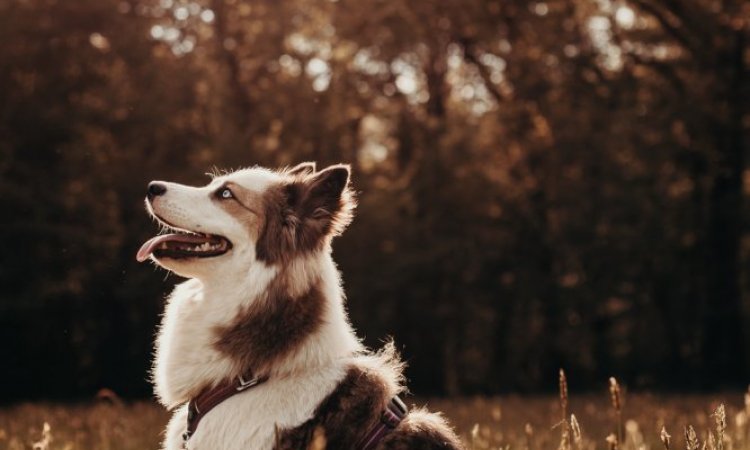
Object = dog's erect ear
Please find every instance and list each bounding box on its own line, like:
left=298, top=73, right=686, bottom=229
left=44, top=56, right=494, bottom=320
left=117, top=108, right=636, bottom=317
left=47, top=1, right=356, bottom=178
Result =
left=296, top=164, right=354, bottom=238
left=287, top=162, right=316, bottom=176
left=257, top=164, right=355, bottom=264
left=305, top=164, right=349, bottom=209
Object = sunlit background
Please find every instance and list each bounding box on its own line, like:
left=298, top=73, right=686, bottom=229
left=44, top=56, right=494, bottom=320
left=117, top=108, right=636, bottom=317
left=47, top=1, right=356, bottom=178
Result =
left=1, top=0, right=748, bottom=406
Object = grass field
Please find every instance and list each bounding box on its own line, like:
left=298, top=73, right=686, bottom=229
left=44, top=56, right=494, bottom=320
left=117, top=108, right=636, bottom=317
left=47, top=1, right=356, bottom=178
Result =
left=1, top=382, right=747, bottom=450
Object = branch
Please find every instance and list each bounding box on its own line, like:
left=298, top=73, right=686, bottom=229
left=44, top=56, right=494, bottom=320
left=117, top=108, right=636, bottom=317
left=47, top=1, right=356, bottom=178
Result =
left=628, top=0, right=707, bottom=63
left=628, top=53, right=687, bottom=94
left=209, top=0, right=254, bottom=122
left=662, top=0, right=715, bottom=45
left=457, top=38, right=505, bottom=105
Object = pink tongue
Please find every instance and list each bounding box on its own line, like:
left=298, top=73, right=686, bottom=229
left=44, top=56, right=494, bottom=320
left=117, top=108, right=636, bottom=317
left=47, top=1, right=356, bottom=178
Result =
left=136, top=233, right=210, bottom=262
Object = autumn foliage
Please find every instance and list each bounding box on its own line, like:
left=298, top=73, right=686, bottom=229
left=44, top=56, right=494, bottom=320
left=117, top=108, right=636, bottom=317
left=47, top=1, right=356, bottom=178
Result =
left=0, top=0, right=747, bottom=399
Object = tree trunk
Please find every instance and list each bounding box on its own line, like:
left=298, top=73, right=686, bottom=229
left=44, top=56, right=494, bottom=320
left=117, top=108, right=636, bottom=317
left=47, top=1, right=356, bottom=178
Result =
left=702, top=29, right=746, bottom=385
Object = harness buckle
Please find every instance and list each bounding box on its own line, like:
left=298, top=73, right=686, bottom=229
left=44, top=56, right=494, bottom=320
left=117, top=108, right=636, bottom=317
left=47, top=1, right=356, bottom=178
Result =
left=236, top=374, right=261, bottom=391
left=389, top=395, right=408, bottom=416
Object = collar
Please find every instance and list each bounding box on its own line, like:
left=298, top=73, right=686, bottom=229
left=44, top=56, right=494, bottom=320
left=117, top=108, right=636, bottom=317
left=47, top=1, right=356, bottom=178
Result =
left=182, top=373, right=268, bottom=443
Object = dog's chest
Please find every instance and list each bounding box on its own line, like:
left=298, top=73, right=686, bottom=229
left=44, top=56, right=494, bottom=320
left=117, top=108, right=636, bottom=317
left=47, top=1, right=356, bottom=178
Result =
left=181, top=366, right=347, bottom=450
left=154, top=279, right=250, bottom=406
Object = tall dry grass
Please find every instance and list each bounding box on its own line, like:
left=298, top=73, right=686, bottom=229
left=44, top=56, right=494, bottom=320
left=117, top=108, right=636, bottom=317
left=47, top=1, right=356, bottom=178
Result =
left=453, top=374, right=748, bottom=450
left=1, top=379, right=748, bottom=450
left=0, top=402, right=167, bottom=450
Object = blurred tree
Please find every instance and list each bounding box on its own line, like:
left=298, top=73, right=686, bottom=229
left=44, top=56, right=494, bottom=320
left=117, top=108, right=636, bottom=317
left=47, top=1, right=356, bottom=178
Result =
left=619, top=0, right=748, bottom=384
left=0, top=0, right=212, bottom=398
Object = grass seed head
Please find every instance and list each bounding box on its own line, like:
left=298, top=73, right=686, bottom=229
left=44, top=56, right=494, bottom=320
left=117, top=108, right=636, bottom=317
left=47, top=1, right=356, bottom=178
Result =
left=606, top=433, right=619, bottom=450
left=708, top=429, right=717, bottom=450
left=609, top=377, right=622, bottom=412
left=471, top=423, right=480, bottom=447
left=713, top=404, right=726, bottom=450
left=685, top=426, right=700, bottom=450
left=559, top=369, right=569, bottom=416
left=31, top=422, right=52, bottom=450
left=570, top=414, right=583, bottom=450
left=609, top=377, right=624, bottom=445
left=661, top=426, right=672, bottom=450
left=525, top=423, right=535, bottom=450
left=714, top=404, right=726, bottom=433
left=559, top=423, right=571, bottom=450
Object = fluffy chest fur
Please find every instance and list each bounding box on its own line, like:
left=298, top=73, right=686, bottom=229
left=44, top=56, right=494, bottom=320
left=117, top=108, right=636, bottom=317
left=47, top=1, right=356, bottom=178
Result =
left=152, top=266, right=275, bottom=408
left=154, top=256, right=364, bottom=450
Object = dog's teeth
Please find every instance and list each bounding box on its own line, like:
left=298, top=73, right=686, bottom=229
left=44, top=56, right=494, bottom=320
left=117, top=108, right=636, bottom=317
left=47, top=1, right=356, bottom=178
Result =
left=178, top=240, right=225, bottom=253
left=193, top=242, right=213, bottom=252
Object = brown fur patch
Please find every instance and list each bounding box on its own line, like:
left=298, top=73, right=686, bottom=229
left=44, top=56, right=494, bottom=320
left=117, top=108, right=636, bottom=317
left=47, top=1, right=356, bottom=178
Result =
left=274, top=365, right=389, bottom=449
left=256, top=165, right=355, bottom=265
left=378, top=409, right=465, bottom=449
left=274, top=360, right=464, bottom=450
left=212, top=273, right=326, bottom=376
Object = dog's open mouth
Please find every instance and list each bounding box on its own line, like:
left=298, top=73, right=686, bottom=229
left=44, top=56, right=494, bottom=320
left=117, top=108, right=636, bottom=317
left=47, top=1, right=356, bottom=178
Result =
left=136, top=232, right=232, bottom=262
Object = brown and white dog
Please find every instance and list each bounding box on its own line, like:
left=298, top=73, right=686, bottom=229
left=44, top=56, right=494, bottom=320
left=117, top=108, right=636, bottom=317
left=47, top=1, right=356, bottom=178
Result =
left=137, top=163, right=464, bottom=450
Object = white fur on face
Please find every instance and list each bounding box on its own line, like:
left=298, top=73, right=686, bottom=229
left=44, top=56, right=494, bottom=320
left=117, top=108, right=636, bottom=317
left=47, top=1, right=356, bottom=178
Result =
left=147, top=167, right=281, bottom=279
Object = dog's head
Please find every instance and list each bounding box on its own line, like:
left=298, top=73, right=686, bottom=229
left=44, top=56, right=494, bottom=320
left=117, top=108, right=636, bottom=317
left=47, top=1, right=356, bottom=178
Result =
left=137, top=162, right=354, bottom=279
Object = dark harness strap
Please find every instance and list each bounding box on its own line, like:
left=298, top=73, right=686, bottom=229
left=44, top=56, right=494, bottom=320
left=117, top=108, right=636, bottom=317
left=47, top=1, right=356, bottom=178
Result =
left=358, top=395, right=409, bottom=450
left=183, top=373, right=267, bottom=444
left=183, top=376, right=408, bottom=450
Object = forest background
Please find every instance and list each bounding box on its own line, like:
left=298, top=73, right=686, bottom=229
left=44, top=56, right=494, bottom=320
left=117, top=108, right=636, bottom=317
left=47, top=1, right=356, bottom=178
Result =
left=1, top=0, right=748, bottom=400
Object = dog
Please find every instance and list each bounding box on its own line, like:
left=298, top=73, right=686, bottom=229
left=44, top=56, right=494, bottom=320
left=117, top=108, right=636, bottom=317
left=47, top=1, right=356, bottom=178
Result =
left=137, top=162, right=465, bottom=450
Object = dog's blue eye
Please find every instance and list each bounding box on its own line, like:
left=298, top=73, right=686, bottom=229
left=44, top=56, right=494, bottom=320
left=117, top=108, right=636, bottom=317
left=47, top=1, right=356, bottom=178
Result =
left=219, top=188, right=233, bottom=199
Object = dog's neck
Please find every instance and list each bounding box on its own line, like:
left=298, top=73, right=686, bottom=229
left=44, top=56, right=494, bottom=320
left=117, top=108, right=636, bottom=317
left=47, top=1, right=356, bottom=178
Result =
left=210, top=250, right=364, bottom=377
left=153, top=250, right=363, bottom=408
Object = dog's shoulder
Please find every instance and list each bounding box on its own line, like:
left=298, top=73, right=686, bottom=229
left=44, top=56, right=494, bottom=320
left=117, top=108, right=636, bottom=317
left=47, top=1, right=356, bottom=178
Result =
left=274, top=344, right=405, bottom=449
left=274, top=343, right=465, bottom=449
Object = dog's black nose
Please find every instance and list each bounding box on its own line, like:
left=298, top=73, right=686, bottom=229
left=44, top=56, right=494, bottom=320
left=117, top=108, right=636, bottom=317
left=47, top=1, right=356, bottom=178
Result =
left=147, top=182, right=167, bottom=199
